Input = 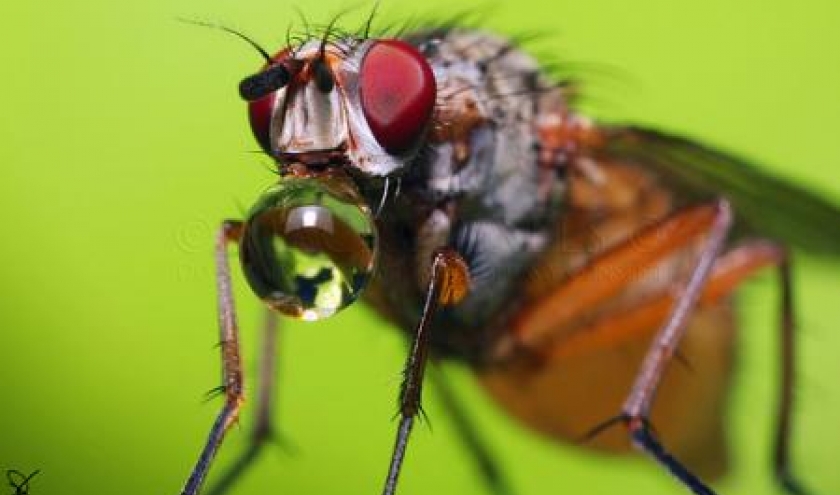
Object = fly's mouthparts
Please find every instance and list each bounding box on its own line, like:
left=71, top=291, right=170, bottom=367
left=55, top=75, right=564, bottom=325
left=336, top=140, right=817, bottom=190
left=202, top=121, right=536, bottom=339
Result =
left=278, top=148, right=350, bottom=170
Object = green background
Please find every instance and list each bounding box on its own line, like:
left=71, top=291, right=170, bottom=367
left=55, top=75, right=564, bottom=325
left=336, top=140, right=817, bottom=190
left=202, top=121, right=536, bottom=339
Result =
left=1, top=1, right=839, bottom=494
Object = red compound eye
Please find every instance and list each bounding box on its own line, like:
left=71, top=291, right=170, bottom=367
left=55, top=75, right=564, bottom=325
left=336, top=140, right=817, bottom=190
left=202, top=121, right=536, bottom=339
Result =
left=248, top=92, right=277, bottom=154
left=360, top=40, right=436, bottom=155
left=247, top=50, right=292, bottom=155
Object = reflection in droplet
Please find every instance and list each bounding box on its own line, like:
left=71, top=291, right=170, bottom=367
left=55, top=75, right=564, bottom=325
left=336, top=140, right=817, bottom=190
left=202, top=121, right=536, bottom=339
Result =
left=239, top=176, right=378, bottom=321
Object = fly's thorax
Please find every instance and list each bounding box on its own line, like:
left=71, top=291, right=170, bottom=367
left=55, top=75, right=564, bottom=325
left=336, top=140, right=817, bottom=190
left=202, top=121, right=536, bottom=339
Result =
left=367, top=30, right=573, bottom=357
left=237, top=28, right=573, bottom=348
left=414, top=29, right=568, bottom=225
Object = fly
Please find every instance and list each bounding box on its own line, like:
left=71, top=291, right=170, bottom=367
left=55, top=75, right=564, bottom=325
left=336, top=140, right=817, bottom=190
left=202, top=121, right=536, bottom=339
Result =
left=177, top=14, right=840, bottom=495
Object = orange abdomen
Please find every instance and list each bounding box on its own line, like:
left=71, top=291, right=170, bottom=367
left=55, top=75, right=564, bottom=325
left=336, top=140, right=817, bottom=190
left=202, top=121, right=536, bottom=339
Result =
left=480, top=301, right=735, bottom=479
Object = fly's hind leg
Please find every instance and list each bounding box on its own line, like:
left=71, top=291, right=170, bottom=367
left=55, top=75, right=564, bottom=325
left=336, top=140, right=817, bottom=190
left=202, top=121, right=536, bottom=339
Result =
left=505, top=199, right=730, bottom=494
left=617, top=200, right=734, bottom=495
left=206, top=309, right=281, bottom=495
left=773, top=254, right=812, bottom=495
left=530, top=239, right=815, bottom=495
left=618, top=214, right=814, bottom=495
left=502, top=195, right=816, bottom=494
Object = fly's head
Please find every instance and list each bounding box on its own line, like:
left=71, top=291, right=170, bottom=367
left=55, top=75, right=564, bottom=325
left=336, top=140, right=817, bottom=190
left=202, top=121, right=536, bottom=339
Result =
left=242, top=37, right=436, bottom=175
left=236, top=35, right=437, bottom=321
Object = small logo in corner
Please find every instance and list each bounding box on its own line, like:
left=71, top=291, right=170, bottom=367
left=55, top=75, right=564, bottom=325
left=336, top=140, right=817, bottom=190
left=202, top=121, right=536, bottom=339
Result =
left=6, top=470, right=39, bottom=495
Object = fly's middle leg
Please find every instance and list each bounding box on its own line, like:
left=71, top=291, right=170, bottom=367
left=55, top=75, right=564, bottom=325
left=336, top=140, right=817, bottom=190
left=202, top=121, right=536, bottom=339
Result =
left=381, top=247, right=470, bottom=495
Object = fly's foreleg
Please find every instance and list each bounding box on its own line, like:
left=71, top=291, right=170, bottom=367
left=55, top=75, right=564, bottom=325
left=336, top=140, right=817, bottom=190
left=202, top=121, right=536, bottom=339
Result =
left=205, top=309, right=282, bottom=495
left=180, top=220, right=246, bottom=495
left=381, top=248, right=470, bottom=495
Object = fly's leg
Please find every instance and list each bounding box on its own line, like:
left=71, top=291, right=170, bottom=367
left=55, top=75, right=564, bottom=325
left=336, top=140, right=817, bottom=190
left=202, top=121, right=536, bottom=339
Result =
left=180, top=220, right=246, bottom=495
left=506, top=196, right=816, bottom=493
left=619, top=199, right=733, bottom=495
left=508, top=200, right=733, bottom=494
left=529, top=239, right=816, bottom=494
left=206, top=309, right=281, bottom=495
left=509, top=201, right=731, bottom=349
left=429, top=367, right=515, bottom=495
left=774, top=255, right=812, bottom=495
left=615, top=240, right=812, bottom=495
left=381, top=248, right=470, bottom=495
left=544, top=241, right=785, bottom=362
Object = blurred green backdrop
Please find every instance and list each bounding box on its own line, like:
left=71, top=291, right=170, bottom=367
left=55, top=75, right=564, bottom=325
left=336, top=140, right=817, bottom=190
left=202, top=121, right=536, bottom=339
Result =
left=1, top=1, right=839, bottom=494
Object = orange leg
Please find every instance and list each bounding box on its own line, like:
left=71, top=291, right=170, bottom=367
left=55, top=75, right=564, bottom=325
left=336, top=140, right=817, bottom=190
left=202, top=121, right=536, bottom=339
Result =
left=512, top=202, right=725, bottom=347
left=510, top=200, right=811, bottom=495
left=546, top=240, right=785, bottom=361
left=616, top=233, right=811, bottom=495
left=502, top=200, right=733, bottom=495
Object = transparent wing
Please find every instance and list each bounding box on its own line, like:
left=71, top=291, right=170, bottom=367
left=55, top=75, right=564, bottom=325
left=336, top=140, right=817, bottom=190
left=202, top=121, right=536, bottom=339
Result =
left=597, top=126, right=840, bottom=255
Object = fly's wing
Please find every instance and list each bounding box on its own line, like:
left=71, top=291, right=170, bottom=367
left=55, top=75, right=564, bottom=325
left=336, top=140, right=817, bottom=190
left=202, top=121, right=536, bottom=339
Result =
left=597, top=126, right=840, bottom=255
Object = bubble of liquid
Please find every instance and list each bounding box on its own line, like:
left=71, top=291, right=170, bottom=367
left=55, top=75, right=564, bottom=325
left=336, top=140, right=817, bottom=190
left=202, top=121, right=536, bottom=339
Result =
left=240, top=176, right=378, bottom=321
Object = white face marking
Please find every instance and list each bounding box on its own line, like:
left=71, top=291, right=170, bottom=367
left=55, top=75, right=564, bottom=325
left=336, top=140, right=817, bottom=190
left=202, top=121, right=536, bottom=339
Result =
left=269, top=39, right=414, bottom=177
left=278, top=77, right=348, bottom=151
